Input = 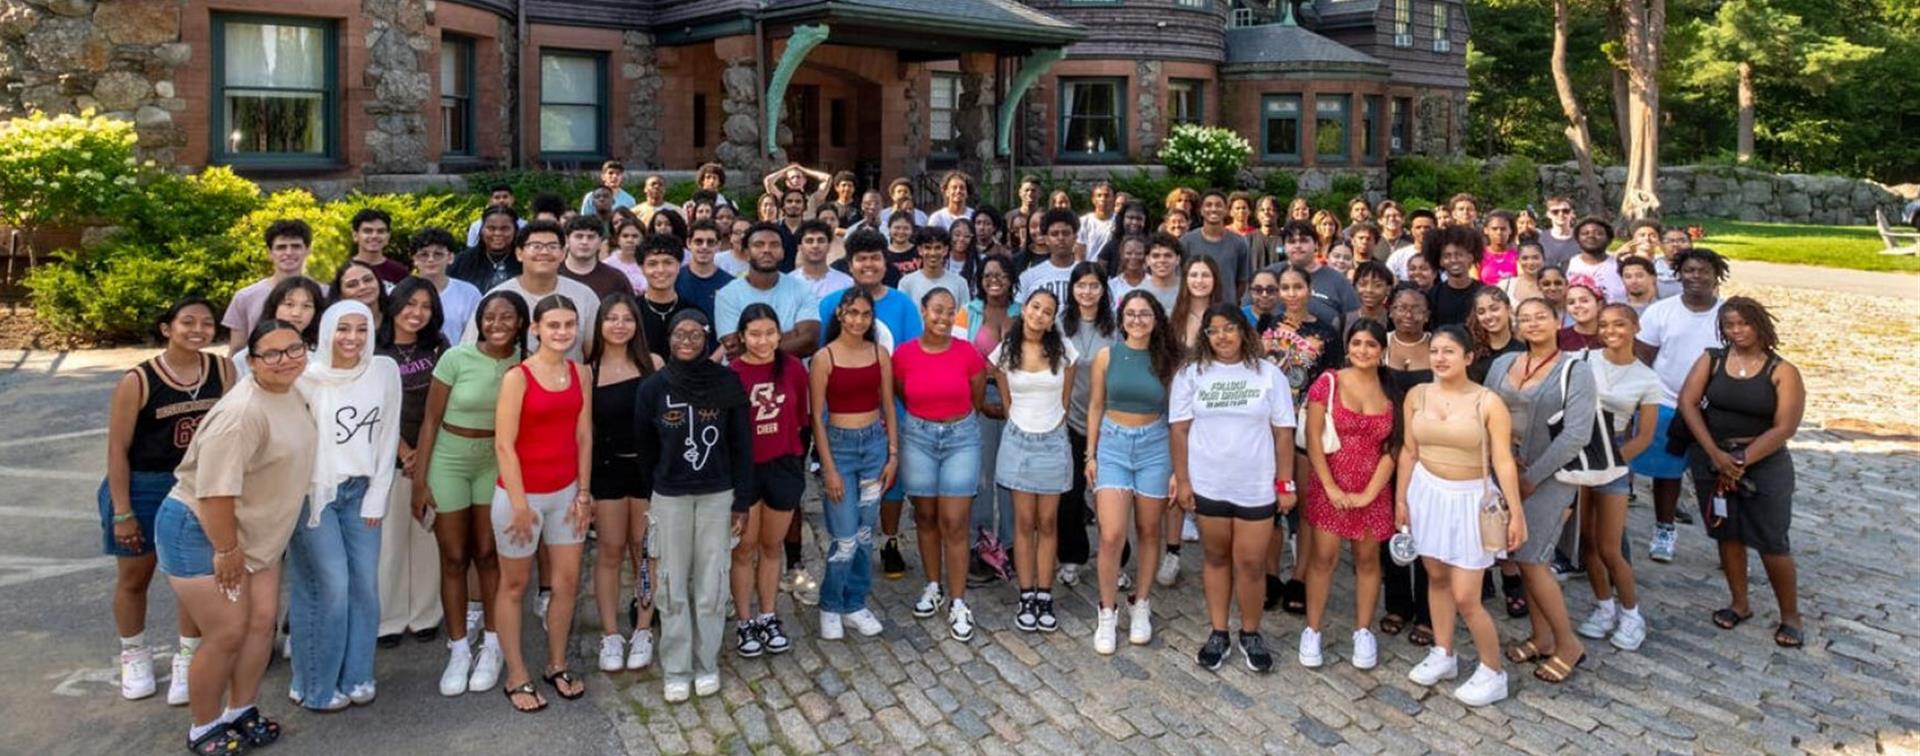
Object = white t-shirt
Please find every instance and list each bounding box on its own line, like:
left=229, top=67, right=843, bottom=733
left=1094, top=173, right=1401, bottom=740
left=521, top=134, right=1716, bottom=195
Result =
left=927, top=207, right=974, bottom=231
left=1566, top=253, right=1628, bottom=305
left=1637, top=296, right=1723, bottom=406
left=988, top=339, right=1080, bottom=433
left=899, top=268, right=971, bottom=307
left=713, top=251, right=753, bottom=277
left=463, top=276, right=601, bottom=362
left=788, top=267, right=853, bottom=302
left=1017, top=259, right=1076, bottom=315
left=1589, top=353, right=1662, bottom=434
left=1078, top=213, right=1116, bottom=262
left=435, top=277, right=483, bottom=347
left=1169, top=359, right=1297, bottom=506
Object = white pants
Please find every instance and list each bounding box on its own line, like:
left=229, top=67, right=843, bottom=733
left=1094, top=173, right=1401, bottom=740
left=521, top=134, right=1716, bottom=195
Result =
left=378, top=473, right=443, bottom=636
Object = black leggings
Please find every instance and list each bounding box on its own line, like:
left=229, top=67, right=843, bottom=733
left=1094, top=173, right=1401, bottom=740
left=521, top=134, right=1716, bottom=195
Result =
left=1056, top=427, right=1092, bottom=565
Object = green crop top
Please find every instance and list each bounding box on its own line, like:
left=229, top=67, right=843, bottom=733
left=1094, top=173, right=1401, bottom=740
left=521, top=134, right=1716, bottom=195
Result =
left=430, top=343, right=520, bottom=429
left=1105, top=342, right=1167, bottom=415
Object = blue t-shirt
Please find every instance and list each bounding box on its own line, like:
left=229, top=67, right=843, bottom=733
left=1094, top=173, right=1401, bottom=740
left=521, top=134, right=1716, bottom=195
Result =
left=819, top=286, right=922, bottom=353
left=676, top=267, right=734, bottom=320
left=714, top=273, right=821, bottom=338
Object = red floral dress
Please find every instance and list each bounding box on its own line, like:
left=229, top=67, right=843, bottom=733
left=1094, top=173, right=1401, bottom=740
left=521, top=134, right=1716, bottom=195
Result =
left=1302, top=371, right=1396, bottom=542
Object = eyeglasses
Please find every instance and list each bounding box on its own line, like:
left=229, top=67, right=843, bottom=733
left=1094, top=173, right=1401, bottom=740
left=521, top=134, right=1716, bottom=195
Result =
left=1122, top=311, right=1156, bottom=320
left=1548, top=208, right=1574, bottom=215
left=523, top=242, right=563, bottom=254
left=669, top=329, right=707, bottom=343
left=251, top=343, right=309, bottom=364
left=1249, top=285, right=1279, bottom=295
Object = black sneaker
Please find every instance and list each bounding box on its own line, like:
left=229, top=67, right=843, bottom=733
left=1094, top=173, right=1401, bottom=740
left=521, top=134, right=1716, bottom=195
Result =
left=1263, top=574, right=1283, bottom=611
left=1034, top=594, right=1058, bottom=633
left=1197, top=630, right=1233, bottom=670
left=881, top=537, right=907, bottom=579
left=1550, top=550, right=1584, bottom=582
left=377, top=633, right=403, bottom=649
left=1013, top=593, right=1038, bottom=632
left=735, top=620, right=765, bottom=658
left=1238, top=631, right=1274, bottom=673
left=761, top=616, right=792, bottom=654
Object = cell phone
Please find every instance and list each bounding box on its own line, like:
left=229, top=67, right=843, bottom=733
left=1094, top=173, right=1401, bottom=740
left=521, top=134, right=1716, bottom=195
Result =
left=417, top=506, right=437, bottom=530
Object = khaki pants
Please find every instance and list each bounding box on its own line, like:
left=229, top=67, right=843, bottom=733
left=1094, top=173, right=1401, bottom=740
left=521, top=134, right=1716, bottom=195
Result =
left=378, top=473, right=443, bottom=636
left=652, top=490, right=734, bottom=681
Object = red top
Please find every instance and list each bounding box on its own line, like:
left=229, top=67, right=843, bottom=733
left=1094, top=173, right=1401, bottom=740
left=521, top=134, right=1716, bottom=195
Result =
left=822, top=343, right=883, bottom=415
left=502, top=361, right=581, bottom=494
left=892, top=338, right=986, bottom=420
left=731, top=355, right=811, bottom=462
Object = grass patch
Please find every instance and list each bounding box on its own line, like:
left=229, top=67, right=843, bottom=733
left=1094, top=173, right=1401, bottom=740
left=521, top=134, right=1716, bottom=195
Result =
left=1668, top=217, right=1920, bottom=273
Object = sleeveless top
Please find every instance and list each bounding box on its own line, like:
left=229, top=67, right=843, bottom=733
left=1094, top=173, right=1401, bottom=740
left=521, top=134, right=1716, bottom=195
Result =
left=1411, top=385, right=1486, bottom=475
left=1703, top=349, right=1779, bottom=441
left=129, top=353, right=229, bottom=472
left=1104, top=342, right=1167, bottom=415
left=503, top=361, right=582, bottom=494
left=593, top=374, right=642, bottom=461
left=824, top=343, right=883, bottom=414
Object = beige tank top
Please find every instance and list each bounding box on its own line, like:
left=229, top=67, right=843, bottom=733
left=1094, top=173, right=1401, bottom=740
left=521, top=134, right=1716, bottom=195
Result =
left=1411, top=385, right=1486, bottom=476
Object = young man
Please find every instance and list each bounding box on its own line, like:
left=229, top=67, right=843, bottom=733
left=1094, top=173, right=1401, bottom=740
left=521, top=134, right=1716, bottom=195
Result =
left=1342, top=196, right=1374, bottom=240
left=787, top=220, right=853, bottom=301
left=1421, top=224, right=1489, bottom=328
left=761, top=162, right=833, bottom=214
left=1633, top=248, right=1728, bottom=563
left=898, top=226, right=970, bottom=306
left=714, top=223, right=821, bottom=359
left=635, top=174, right=679, bottom=225
left=1376, top=200, right=1408, bottom=258
left=1139, top=232, right=1184, bottom=314
left=824, top=171, right=861, bottom=228
left=925, top=172, right=975, bottom=231
left=1566, top=216, right=1628, bottom=303
left=675, top=218, right=734, bottom=320
left=845, top=190, right=887, bottom=238
left=1019, top=209, right=1079, bottom=313
left=1347, top=223, right=1382, bottom=264
left=1077, top=182, right=1116, bottom=264
left=466, top=182, right=525, bottom=247
left=409, top=227, right=482, bottom=346
left=1618, top=255, right=1660, bottom=314
left=468, top=220, right=600, bottom=361
left=224, top=219, right=317, bottom=353
left=1386, top=209, right=1437, bottom=279
left=1180, top=191, right=1254, bottom=303
left=637, top=233, right=700, bottom=361
left=347, top=209, right=411, bottom=284
left=558, top=215, right=634, bottom=300
left=1265, top=221, right=1354, bottom=328
left=586, top=187, right=617, bottom=227
left=696, top=162, right=734, bottom=209
left=579, top=160, right=637, bottom=216
left=776, top=188, right=809, bottom=273
left=877, top=177, right=928, bottom=229
left=1537, top=196, right=1581, bottom=270
left=1446, top=192, right=1479, bottom=228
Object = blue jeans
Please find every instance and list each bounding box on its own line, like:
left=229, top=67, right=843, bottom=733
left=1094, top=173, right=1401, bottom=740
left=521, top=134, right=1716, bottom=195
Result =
left=971, top=383, right=1013, bottom=546
left=287, top=476, right=380, bottom=706
left=820, top=422, right=886, bottom=614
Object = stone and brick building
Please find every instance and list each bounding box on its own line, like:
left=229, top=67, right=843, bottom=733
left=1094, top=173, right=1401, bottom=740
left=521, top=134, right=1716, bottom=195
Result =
left=0, top=0, right=1466, bottom=190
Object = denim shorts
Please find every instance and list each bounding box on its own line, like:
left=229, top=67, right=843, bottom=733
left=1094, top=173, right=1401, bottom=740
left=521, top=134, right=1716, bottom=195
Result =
left=1093, top=418, right=1173, bottom=499
left=1628, top=405, right=1689, bottom=480
left=97, top=471, right=175, bottom=557
left=901, top=413, right=981, bottom=498
left=995, top=424, right=1071, bottom=495
left=153, top=497, right=215, bottom=578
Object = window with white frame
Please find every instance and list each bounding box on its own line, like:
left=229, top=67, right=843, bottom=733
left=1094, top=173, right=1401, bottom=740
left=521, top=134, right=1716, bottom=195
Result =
left=1431, top=2, right=1451, bottom=52
left=1393, top=0, right=1413, bottom=46
left=214, top=15, right=334, bottom=160
left=1168, top=79, right=1204, bottom=127
left=440, top=36, right=472, bottom=157
left=539, top=51, right=604, bottom=156
left=930, top=73, right=960, bottom=156
left=1059, top=78, right=1126, bottom=160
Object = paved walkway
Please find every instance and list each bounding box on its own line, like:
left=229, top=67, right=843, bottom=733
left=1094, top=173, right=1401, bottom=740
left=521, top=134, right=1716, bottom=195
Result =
left=1728, top=259, right=1918, bottom=299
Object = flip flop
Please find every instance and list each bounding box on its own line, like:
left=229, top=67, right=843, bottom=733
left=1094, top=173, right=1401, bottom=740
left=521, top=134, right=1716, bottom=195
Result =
left=1533, top=652, right=1586, bottom=684
left=1408, top=625, right=1434, bottom=647
left=543, top=668, right=586, bottom=700
left=503, top=680, right=547, bottom=713
left=1711, top=607, right=1753, bottom=630
left=1378, top=614, right=1406, bottom=636
left=1773, top=623, right=1804, bottom=648
left=1505, top=639, right=1549, bottom=664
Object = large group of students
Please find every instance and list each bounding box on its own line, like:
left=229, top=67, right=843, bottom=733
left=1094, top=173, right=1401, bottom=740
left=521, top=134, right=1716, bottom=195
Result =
left=95, top=160, right=1809, bottom=754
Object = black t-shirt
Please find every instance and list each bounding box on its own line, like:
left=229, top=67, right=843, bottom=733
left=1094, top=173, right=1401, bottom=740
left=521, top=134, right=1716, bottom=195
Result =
left=883, top=248, right=920, bottom=288
left=1257, top=314, right=1343, bottom=406
left=377, top=340, right=445, bottom=448
left=1427, top=280, right=1487, bottom=329
left=636, top=294, right=701, bottom=361
left=1469, top=337, right=1525, bottom=384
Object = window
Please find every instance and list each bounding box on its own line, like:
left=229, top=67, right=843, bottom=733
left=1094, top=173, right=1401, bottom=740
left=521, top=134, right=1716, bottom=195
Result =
left=830, top=98, right=847, bottom=148
left=1363, top=95, right=1382, bottom=161
left=1315, top=95, right=1349, bottom=162
left=930, top=73, right=960, bottom=156
left=1229, top=7, right=1256, bottom=26
left=1059, top=77, right=1126, bottom=160
left=1259, top=94, right=1302, bottom=162
left=439, top=36, right=473, bottom=157
left=693, top=93, right=708, bottom=148
left=1391, top=97, right=1411, bottom=153
left=212, top=15, right=335, bottom=162
left=1175, top=0, right=1208, bottom=7
left=1431, top=2, right=1451, bottom=52
left=1168, top=79, right=1204, bottom=127
left=538, top=50, right=605, bottom=157
left=1393, top=0, right=1413, bottom=46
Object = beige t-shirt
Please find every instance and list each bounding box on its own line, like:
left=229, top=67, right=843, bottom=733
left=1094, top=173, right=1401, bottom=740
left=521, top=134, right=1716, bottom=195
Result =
left=168, top=379, right=318, bottom=571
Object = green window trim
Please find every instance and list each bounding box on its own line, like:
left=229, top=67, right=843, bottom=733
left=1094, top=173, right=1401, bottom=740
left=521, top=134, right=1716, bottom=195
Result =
left=1259, top=93, right=1302, bottom=163
left=1363, top=95, right=1382, bottom=162
left=210, top=13, right=339, bottom=167
left=1057, top=77, right=1127, bottom=163
left=440, top=35, right=476, bottom=158
left=1315, top=93, right=1350, bottom=162
left=1168, top=78, right=1205, bottom=127
left=537, top=49, right=609, bottom=161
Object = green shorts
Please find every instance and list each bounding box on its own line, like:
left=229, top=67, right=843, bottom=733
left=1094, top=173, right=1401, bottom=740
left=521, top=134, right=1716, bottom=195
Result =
left=428, top=432, right=498, bottom=513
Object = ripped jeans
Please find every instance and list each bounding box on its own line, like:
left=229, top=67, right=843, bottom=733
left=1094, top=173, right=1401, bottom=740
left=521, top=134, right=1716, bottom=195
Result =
left=820, top=421, right=887, bottom=615
left=651, top=489, right=734, bottom=681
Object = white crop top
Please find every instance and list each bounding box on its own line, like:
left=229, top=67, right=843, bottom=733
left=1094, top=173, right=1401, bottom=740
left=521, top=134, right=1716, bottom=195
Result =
left=989, top=339, right=1080, bottom=433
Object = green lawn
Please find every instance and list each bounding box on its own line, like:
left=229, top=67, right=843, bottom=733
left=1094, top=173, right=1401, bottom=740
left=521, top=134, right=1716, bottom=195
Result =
left=1665, top=217, right=1920, bottom=273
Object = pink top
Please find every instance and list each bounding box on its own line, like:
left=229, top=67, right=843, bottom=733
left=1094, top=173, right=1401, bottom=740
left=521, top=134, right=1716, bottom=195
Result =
left=892, top=338, right=986, bottom=420
left=1479, top=247, right=1518, bottom=286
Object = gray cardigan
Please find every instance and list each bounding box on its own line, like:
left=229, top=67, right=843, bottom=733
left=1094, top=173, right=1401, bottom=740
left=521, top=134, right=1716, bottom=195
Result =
left=1483, top=351, right=1598, bottom=494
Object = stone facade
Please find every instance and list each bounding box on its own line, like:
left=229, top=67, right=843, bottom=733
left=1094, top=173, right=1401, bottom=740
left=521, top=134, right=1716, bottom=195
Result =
left=492, top=15, right=517, bottom=165
left=1133, top=59, right=1162, bottom=159
left=619, top=30, right=661, bottom=168
left=1538, top=163, right=1906, bottom=226
left=0, top=0, right=188, bottom=164
left=1414, top=90, right=1461, bottom=156
left=362, top=0, right=433, bottom=174
left=953, top=68, right=995, bottom=182
left=714, top=54, right=764, bottom=181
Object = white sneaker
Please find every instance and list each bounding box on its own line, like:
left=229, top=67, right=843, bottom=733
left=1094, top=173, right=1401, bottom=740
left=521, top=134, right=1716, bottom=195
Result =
left=464, top=605, right=483, bottom=644
left=1351, top=629, right=1378, bottom=670
left=1056, top=563, right=1082, bottom=587
left=626, top=630, right=654, bottom=670
left=1127, top=598, right=1153, bottom=646
left=1155, top=554, right=1181, bottom=587
left=281, top=633, right=293, bottom=661
left=347, top=681, right=376, bottom=705
left=693, top=673, right=721, bottom=697
left=1298, top=628, right=1324, bottom=668
left=1454, top=664, right=1509, bottom=707
left=166, top=648, right=192, bottom=705
left=1648, top=524, right=1677, bottom=563
left=1181, top=515, right=1200, bottom=542
left=598, top=634, right=627, bottom=672
left=843, top=609, right=885, bottom=637
left=439, top=642, right=473, bottom=696
left=1408, top=647, right=1459, bottom=687
left=1577, top=601, right=1620, bottom=640
left=1611, top=608, right=1648, bottom=651
left=912, top=582, right=946, bottom=618
left=467, top=639, right=503, bottom=692
left=119, top=647, right=156, bottom=700
left=785, top=569, right=821, bottom=606
left=1094, top=607, right=1118, bottom=655
left=663, top=678, right=691, bottom=703
left=1116, top=568, right=1134, bottom=593
left=948, top=598, right=975, bottom=642
left=294, top=689, right=351, bottom=711
left=536, top=589, right=552, bottom=631
left=819, top=611, right=845, bottom=640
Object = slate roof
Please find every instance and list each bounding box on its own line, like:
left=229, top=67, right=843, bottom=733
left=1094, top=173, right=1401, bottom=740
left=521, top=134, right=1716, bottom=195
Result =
left=764, top=0, right=1082, bottom=33
left=1223, top=23, right=1385, bottom=67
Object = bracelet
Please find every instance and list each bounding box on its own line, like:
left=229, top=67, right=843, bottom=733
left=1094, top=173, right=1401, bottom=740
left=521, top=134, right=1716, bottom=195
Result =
left=111, top=511, right=136, bottom=524
left=214, top=545, right=240, bottom=557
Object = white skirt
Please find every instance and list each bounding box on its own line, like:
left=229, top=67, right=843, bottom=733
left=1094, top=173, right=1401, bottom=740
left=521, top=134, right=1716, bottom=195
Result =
left=1408, top=463, right=1498, bottom=570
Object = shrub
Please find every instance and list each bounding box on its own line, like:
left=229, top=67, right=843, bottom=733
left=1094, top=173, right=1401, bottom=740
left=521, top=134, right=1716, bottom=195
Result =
left=1434, top=157, right=1482, bottom=202
left=1388, top=155, right=1440, bottom=204
left=1262, top=171, right=1300, bottom=202
left=1109, top=169, right=1208, bottom=211
left=120, top=166, right=263, bottom=243
left=1158, top=124, right=1253, bottom=189
left=27, top=235, right=255, bottom=340
left=226, top=190, right=483, bottom=277
left=0, top=110, right=146, bottom=236
left=1330, top=173, right=1368, bottom=201
left=1482, top=156, right=1540, bottom=211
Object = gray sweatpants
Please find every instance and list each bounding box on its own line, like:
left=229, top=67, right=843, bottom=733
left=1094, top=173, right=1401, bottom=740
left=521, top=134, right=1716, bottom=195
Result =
left=651, top=490, right=734, bottom=680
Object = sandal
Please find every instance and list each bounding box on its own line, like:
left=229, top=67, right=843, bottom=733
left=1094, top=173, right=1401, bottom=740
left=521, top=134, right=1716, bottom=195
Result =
left=543, top=668, right=586, bottom=700
left=1282, top=579, right=1307, bottom=616
left=1408, top=624, right=1434, bottom=647
left=230, top=708, right=280, bottom=748
left=1501, top=574, right=1530, bottom=618
left=187, top=724, right=248, bottom=755
left=1712, top=607, right=1754, bottom=630
left=1504, top=639, right=1549, bottom=664
left=1774, top=623, right=1804, bottom=648
left=503, top=680, right=548, bottom=713
left=1378, top=614, right=1406, bottom=636
left=1533, top=652, right=1586, bottom=684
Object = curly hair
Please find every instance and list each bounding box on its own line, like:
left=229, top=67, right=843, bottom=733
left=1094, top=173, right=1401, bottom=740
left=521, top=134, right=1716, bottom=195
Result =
left=1188, top=302, right=1261, bottom=371
left=1000, top=288, right=1069, bottom=374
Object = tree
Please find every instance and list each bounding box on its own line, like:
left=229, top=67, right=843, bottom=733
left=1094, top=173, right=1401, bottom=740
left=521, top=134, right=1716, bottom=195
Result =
left=1681, top=0, right=1880, bottom=164
left=1614, top=0, right=1665, bottom=221
left=1551, top=0, right=1606, bottom=214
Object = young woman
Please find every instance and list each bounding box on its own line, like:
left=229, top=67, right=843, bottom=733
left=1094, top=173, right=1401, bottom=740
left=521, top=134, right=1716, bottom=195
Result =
left=588, top=293, right=663, bottom=673
left=158, top=319, right=316, bottom=755
left=651, top=207, right=689, bottom=245
left=974, top=206, right=1010, bottom=260
left=987, top=289, right=1077, bottom=632
left=962, top=256, right=1016, bottom=585
left=1485, top=298, right=1596, bottom=686
left=1049, top=189, right=1074, bottom=211
left=1162, top=254, right=1228, bottom=578
left=1326, top=243, right=1358, bottom=278
left=1171, top=304, right=1296, bottom=673
left=1085, top=291, right=1181, bottom=653
left=810, top=288, right=898, bottom=639
left=1404, top=252, right=1438, bottom=292
left=1311, top=210, right=1342, bottom=260
left=233, top=277, right=324, bottom=376
left=1572, top=303, right=1660, bottom=651
left=1227, top=192, right=1255, bottom=236
left=1537, top=266, right=1570, bottom=322
left=1499, top=242, right=1545, bottom=304
left=1106, top=235, right=1150, bottom=302
left=1479, top=210, right=1519, bottom=286
left=756, top=193, right=780, bottom=223
left=329, top=260, right=389, bottom=330
left=414, top=292, right=523, bottom=697
left=1467, top=287, right=1521, bottom=384
left=103, top=299, right=226, bottom=704
left=1096, top=202, right=1151, bottom=264
left=1397, top=326, right=1525, bottom=707
left=603, top=218, right=648, bottom=294
left=1300, top=319, right=1401, bottom=670
left=1349, top=261, right=1395, bottom=327
left=948, top=217, right=980, bottom=292
left=1262, top=265, right=1342, bottom=615
left=635, top=310, right=754, bottom=702
left=1678, top=298, right=1806, bottom=648
left=1558, top=277, right=1606, bottom=350
left=893, top=288, right=995, bottom=642
left=452, top=206, right=523, bottom=291
left=728, top=305, right=811, bottom=656
left=1287, top=197, right=1312, bottom=223
left=491, top=295, right=594, bottom=713
left=1379, top=284, right=1434, bottom=645
left=1058, top=264, right=1115, bottom=587
left=374, top=280, right=449, bottom=647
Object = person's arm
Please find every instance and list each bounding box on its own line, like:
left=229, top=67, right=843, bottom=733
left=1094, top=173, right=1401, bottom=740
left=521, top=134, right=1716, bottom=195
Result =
left=760, top=164, right=795, bottom=196
left=492, top=369, right=535, bottom=540
left=879, top=346, right=900, bottom=489
left=1633, top=339, right=1658, bottom=367
left=1270, top=366, right=1298, bottom=511
left=1484, top=397, right=1529, bottom=550
left=1059, top=362, right=1077, bottom=422
left=973, top=365, right=999, bottom=420
left=1674, top=353, right=1734, bottom=478
left=1168, top=369, right=1195, bottom=510
left=104, top=370, right=143, bottom=548
left=1619, top=403, right=1659, bottom=462
left=1304, top=375, right=1344, bottom=504
left=1082, top=348, right=1109, bottom=484
left=780, top=321, right=821, bottom=358
left=1524, top=360, right=1596, bottom=489
left=570, top=364, right=595, bottom=529
left=362, top=361, right=405, bottom=523
left=1739, top=360, right=1804, bottom=467
left=808, top=351, right=843, bottom=503
left=411, top=378, right=451, bottom=518
left=1394, top=387, right=1421, bottom=529
left=198, top=495, right=247, bottom=592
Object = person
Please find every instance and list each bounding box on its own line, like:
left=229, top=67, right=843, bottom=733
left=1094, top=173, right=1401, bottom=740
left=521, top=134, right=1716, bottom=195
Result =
left=844, top=189, right=888, bottom=238
left=452, top=207, right=523, bottom=293
left=1446, top=193, right=1480, bottom=228
left=899, top=225, right=971, bottom=306
left=635, top=310, right=754, bottom=702
left=714, top=223, right=822, bottom=359
left=1484, top=297, right=1595, bottom=686
left=233, top=276, right=324, bottom=376
left=973, top=206, right=1011, bottom=260
left=984, top=288, right=1077, bottom=633
left=1246, top=196, right=1286, bottom=270
left=1348, top=224, right=1382, bottom=264
left=490, top=295, right=594, bottom=713
left=877, top=211, right=923, bottom=286
left=1285, top=196, right=1312, bottom=223
left=103, top=299, right=227, bottom=703
left=1632, top=248, right=1727, bottom=562
left=580, top=161, right=637, bottom=216
left=1299, top=319, right=1401, bottom=670
left=1093, top=201, right=1149, bottom=267
left=410, top=228, right=483, bottom=346
left=465, top=183, right=522, bottom=248
left=809, top=287, right=898, bottom=639
left=1105, top=234, right=1150, bottom=304
left=415, top=291, right=524, bottom=696
left=1227, top=192, right=1256, bottom=237
left=1344, top=196, right=1375, bottom=239
left=587, top=294, right=663, bottom=673
left=1160, top=207, right=1192, bottom=240
left=346, top=209, right=410, bottom=284
left=878, top=177, right=929, bottom=229
left=374, top=280, right=449, bottom=647
left=1467, top=287, right=1523, bottom=383
left=695, top=163, right=734, bottom=209
left=1677, top=297, right=1806, bottom=648
left=1476, top=210, right=1519, bottom=286
left=1349, top=260, right=1395, bottom=327
left=1619, top=255, right=1660, bottom=314
left=1048, top=189, right=1074, bottom=211
left=1136, top=233, right=1183, bottom=314
left=1404, top=251, right=1438, bottom=292
left=470, top=221, right=600, bottom=361
left=1558, top=276, right=1606, bottom=350
left=955, top=254, right=1017, bottom=580
left=622, top=232, right=702, bottom=363
left=1014, top=177, right=1043, bottom=219
left=330, top=259, right=390, bottom=331
left=925, top=171, right=975, bottom=231
left=1242, top=269, right=1282, bottom=339
left=1260, top=265, right=1343, bottom=615
left=1378, top=284, right=1435, bottom=645
left=1311, top=210, right=1342, bottom=261
left=225, top=220, right=317, bottom=353
left=1385, top=210, right=1432, bottom=279
left=604, top=218, right=648, bottom=290
left=1499, top=241, right=1545, bottom=305
left=1572, top=303, right=1661, bottom=651
left=821, top=170, right=860, bottom=226
left=1182, top=191, right=1253, bottom=303
left=1325, top=243, right=1357, bottom=278
left=1170, top=303, right=1297, bottom=673
left=1397, top=325, right=1525, bottom=706
left=1537, top=266, right=1570, bottom=321
left=1019, top=209, right=1079, bottom=309
left=1077, top=182, right=1117, bottom=262
left=1172, top=255, right=1228, bottom=351
left=707, top=216, right=753, bottom=277
left=790, top=219, right=854, bottom=301
left=1515, top=208, right=1540, bottom=244
left=1377, top=201, right=1410, bottom=260
left=157, top=319, right=316, bottom=754
left=1565, top=217, right=1626, bottom=304
left=1268, top=220, right=1357, bottom=328
left=1537, top=197, right=1581, bottom=270
left=287, top=300, right=402, bottom=710
left=770, top=188, right=810, bottom=271
left=893, top=288, right=995, bottom=642
left=1654, top=226, right=1690, bottom=298
left=675, top=219, right=734, bottom=320
left=761, top=163, right=834, bottom=215
left=634, top=175, right=680, bottom=224
left=654, top=207, right=692, bottom=251
left=558, top=216, right=633, bottom=300
left=720, top=305, right=811, bottom=657
left=1423, top=225, right=1488, bottom=329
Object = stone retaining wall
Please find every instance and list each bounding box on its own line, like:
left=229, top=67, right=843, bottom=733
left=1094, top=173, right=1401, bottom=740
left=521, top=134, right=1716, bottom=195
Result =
left=0, top=0, right=189, bottom=164
left=1538, top=163, right=1905, bottom=226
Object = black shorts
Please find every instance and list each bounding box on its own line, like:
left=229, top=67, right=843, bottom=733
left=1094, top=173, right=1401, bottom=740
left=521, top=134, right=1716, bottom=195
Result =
left=591, top=452, right=652, bottom=501
left=750, top=455, right=806, bottom=513
left=1194, top=494, right=1277, bottom=522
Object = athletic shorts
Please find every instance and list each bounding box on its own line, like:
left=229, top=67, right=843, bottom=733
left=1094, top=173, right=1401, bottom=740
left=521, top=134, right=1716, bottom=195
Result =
left=1194, top=494, right=1278, bottom=522
left=427, top=432, right=497, bottom=513
left=749, top=455, right=806, bottom=513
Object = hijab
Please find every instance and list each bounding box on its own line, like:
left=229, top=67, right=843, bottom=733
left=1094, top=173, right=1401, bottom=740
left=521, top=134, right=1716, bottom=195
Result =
left=663, top=309, right=746, bottom=409
left=301, top=300, right=400, bottom=525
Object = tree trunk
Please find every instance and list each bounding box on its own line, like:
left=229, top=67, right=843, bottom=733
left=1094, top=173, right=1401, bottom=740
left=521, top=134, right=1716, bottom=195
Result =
left=1551, top=0, right=1606, bottom=215
left=1617, top=0, right=1665, bottom=221
left=1607, top=8, right=1632, bottom=158
left=1736, top=60, right=1755, bottom=164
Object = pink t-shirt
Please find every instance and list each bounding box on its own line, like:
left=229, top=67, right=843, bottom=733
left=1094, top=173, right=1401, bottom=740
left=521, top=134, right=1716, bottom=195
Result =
left=1479, top=247, right=1518, bottom=286
left=892, top=338, right=986, bottom=420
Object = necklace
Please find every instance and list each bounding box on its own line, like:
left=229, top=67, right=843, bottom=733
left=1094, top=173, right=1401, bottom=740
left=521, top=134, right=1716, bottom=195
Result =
left=391, top=340, right=422, bottom=366
left=1728, top=350, right=1764, bottom=378
left=155, top=352, right=207, bottom=401
left=1389, top=332, right=1428, bottom=370
left=1521, top=349, right=1560, bottom=384
left=644, top=295, right=679, bottom=317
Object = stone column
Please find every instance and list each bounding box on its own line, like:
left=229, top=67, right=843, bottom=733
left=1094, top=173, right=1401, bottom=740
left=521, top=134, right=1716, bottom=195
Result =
left=713, top=36, right=767, bottom=182
left=1134, top=60, right=1163, bottom=159
left=621, top=30, right=662, bottom=168
left=0, top=0, right=188, bottom=165
left=953, top=52, right=995, bottom=183
left=362, top=0, right=432, bottom=173
left=495, top=16, right=518, bottom=165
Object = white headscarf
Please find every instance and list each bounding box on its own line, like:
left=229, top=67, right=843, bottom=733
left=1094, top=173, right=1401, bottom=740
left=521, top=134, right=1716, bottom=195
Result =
left=302, top=300, right=375, bottom=524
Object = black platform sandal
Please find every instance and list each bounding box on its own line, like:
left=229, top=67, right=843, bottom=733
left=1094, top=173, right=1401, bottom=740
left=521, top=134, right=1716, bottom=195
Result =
left=187, top=724, right=248, bottom=755
left=230, top=708, right=280, bottom=748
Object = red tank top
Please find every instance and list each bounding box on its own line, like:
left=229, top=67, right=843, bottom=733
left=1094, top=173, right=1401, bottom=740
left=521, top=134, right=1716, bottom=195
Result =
left=824, top=344, right=882, bottom=414
left=501, top=361, right=582, bottom=494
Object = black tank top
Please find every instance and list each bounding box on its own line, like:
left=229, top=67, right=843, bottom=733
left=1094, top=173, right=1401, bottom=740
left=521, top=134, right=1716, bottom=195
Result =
left=1703, top=349, right=1778, bottom=441
left=129, top=354, right=228, bottom=472
left=593, top=375, right=642, bottom=461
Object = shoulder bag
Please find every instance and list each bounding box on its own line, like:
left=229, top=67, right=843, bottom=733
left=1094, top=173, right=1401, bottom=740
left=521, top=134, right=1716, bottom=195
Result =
left=1476, top=391, right=1510, bottom=553
left=1547, top=351, right=1627, bottom=486
left=1294, top=370, right=1342, bottom=455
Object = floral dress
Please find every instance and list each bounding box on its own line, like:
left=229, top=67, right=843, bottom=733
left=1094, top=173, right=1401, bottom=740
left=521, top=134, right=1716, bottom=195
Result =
left=1302, top=371, right=1396, bottom=541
